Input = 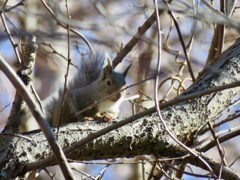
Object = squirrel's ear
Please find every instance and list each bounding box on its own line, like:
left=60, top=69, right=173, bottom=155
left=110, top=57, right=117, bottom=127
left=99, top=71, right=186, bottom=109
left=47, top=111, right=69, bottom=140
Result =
left=122, top=64, right=132, bottom=78
left=101, top=53, right=113, bottom=81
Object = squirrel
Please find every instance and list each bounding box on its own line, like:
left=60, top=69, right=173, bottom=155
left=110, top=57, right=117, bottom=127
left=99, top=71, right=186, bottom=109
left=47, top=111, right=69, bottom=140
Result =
left=46, top=53, right=131, bottom=126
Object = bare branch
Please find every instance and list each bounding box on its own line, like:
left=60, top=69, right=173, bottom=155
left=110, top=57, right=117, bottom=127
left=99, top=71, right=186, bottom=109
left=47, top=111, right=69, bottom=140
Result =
left=3, top=35, right=37, bottom=132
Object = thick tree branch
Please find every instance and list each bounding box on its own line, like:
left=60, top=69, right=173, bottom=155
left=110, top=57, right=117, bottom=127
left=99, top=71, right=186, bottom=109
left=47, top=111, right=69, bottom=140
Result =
left=1, top=38, right=240, bottom=179
left=4, top=35, right=37, bottom=132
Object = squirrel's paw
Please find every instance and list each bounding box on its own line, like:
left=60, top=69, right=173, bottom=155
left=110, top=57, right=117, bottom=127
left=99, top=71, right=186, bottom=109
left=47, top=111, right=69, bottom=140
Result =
left=95, top=112, right=118, bottom=122
left=82, top=117, right=94, bottom=121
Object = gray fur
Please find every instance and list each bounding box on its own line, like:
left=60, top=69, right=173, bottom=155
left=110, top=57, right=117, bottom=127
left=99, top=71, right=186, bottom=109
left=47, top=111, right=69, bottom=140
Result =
left=46, top=53, right=105, bottom=124
left=46, top=52, right=130, bottom=126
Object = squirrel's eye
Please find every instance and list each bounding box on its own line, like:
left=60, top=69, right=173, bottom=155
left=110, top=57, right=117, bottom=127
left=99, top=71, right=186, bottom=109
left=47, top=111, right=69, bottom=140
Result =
left=106, top=79, right=112, bottom=86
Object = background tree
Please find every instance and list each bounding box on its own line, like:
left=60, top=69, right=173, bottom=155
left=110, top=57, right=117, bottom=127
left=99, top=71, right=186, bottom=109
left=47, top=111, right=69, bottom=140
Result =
left=0, top=0, right=240, bottom=179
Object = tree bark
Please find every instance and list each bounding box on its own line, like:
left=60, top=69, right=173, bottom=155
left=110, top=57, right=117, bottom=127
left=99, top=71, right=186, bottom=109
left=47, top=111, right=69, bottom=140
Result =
left=1, top=38, right=240, bottom=179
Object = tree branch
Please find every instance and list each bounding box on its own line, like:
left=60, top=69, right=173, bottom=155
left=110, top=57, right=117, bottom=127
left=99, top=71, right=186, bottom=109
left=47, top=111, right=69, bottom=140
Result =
left=4, top=35, right=37, bottom=132
left=1, top=37, right=240, bottom=179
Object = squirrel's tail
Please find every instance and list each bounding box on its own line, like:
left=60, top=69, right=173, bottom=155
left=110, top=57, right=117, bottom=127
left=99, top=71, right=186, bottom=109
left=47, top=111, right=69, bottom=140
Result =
left=69, top=52, right=105, bottom=89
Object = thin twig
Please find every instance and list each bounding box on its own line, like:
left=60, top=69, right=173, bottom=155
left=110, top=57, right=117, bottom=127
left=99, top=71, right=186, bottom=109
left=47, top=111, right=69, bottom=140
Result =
left=30, top=84, right=44, bottom=113
left=40, top=0, right=94, bottom=55
left=198, top=126, right=240, bottom=152
left=42, top=42, right=78, bottom=68
left=147, top=161, right=157, bottom=180
left=0, top=0, right=25, bottom=13
left=0, top=12, right=22, bottom=64
left=163, top=161, right=214, bottom=178
left=0, top=132, right=35, bottom=143
left=57, top=0, right=73, bottom=135
left=112, top=7, right=168, bottom=67
left=161, top=0, right=197, bottom=99
left=72, top=167, right=95, bottom=180
left=207, top=121, right=227, bottom=166
left=204, top=0, right=225, bottom=72
left=166, top=4, right=196, bottom=82
left=0, top=101, right=11, bottom=113
left=154, top=0, right=213, bottom=174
